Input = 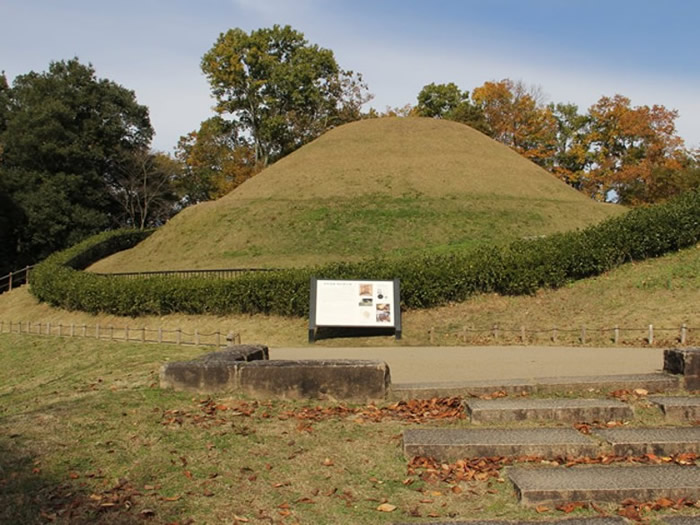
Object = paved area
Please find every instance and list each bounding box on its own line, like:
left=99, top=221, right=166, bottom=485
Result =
left=509, top=465, right=700, bottom=505
left=271, top=346, right=664, bottom=384
left=390, top=373, right=679, bottom=399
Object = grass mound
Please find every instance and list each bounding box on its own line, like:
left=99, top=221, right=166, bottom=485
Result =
left=90, top=117, right=622, bottom=272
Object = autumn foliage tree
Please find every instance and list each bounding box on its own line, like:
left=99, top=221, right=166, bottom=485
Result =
left=583, top=95, right=687, bottom=204
left=175, top=117, right=259, bottom=204
left=471, top=79, right=557, bottom=167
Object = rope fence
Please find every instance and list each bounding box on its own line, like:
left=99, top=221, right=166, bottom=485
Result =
left=428, top=323, right=696, bottom=346
left=0, top=320, right=241, bottom=348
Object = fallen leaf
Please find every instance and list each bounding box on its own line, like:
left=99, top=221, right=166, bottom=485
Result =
left=232, top=515, right=249, bottom=523
left=535, top=504, right=550, bottom=513
left=322, top=458, right=334, bottom=467
left=376, top=503, right=397, bottom=512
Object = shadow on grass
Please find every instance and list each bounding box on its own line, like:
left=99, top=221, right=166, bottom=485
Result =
left=0, top=425, right=146, bottom=524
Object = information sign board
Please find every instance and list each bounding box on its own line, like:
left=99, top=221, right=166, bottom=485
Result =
left=308, top=278, right=401, bottom=341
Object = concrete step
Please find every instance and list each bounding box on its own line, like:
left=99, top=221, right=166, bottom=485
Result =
left=466, top=398, right=633, bottom=424
left=650, top=396, right=700, bottom=421
left=389, top=373, right=680, bottom=400
left=392, top=517, right=627, bottom=525
left=509, top=464, right=700, bottom=506
left=592, top=427, right=700, bottom=456
left=403, top=428, right=600, bottom=461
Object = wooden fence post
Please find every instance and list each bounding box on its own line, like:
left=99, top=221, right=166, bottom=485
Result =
left=195, top=329, right=200, bottom=346
left=125, top=326, right=130, bottom=341
left=110, top=326, right=114, bottom=341
left=96, top=324, right=100, bottom=339
left=71, top=323, right=75, bottom=337
left=158, top=327, right=163, bottom=344
left=493, top=324, right=499, bottom=340
left=429, top=327, right=434, bottom=345
left=47, top=322, right=51, bottom=336
left=580, top=326, right=586, bottom=345
left=25, top=266, right=30, bottom=285
left=614, top=326, right=619, bottom=345
left=141, top=327, right=145, bottom=343
left=648, top=324, right=654, bottom=345
left=552, top=327, right=558, bottom=343
left=58, top=323, right=62, bottom=337
left=226, top=332, right=234, bottom=346
left=216, top=331, right=221, bottom=347
left=520, top=326, right=526, bottom=343
left=8, top=271, right=12, bottom=291
left=176, top=328, right=181, bottom=345
left=681, top=324, right=687, bottom=345
left=82, top=324, right=87, bottom=337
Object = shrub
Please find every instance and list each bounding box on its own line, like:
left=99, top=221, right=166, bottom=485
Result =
left=30, top=191, right=700, bottom=317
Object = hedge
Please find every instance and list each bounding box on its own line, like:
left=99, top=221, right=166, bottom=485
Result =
left=30, top=190, right=700, bottom=317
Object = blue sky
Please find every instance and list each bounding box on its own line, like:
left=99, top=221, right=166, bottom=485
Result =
left=2, top=0, right=699, bottom=152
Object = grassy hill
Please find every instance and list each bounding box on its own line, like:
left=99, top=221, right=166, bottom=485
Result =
left=90, top=117, right=623, bottom=272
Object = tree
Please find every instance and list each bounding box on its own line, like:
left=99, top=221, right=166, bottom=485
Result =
left=201, top=24, right=371, bottom=166
left=175, top=116, right=259, bottom=204
left=110, top=150, right=180, bottom=229
left=471, top=79, right=557, bottom=166
left=0, top=58, right=154, bottom=266
left=548, top=102, right=591, bottom=189
left=415, top=82, right=488, bottom=132
left=584, top=94, right=686, bottom=203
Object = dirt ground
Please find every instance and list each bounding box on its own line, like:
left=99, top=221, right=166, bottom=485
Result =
left=270, top=345, right=665, bottom=384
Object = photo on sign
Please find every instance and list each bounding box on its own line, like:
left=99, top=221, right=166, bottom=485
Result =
left=359, top=284, right=373, bottom=296
left=376, top=303, right=391, bottom=322
left=359, top=297, right=373, bottom=307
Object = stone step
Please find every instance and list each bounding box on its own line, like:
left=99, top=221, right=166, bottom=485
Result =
left=389, top=373, right=680, bottom=400
left=403, top=428, right=600, bottom=461
left=466, top=398, right=633, bottom=424
left=650, top=396, right=700, bottom=421
left=509, top=464, right=700, bottom=506
left=592, top=427, right=700, bottom=456
left=392, top=517, right=627, bottom=525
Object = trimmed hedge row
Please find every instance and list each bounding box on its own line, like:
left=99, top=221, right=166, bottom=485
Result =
left=31, top=191, right=699, bottom=317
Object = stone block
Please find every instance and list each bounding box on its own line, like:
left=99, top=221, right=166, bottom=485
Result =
left=238, top=360, right=390, bottom=401
left=160, top=344, right=268, bottom=392
left=664, top=348, right=700, bottom=390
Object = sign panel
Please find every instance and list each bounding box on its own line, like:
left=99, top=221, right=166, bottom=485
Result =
left=308, top=278, right=401, bottom=341
left=315, top=279, right=395, bottom=327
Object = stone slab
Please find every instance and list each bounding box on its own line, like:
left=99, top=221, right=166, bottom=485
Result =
left=664, top=348, right=700, bottom=391
left=392, top=519, right=626, bottom=525
left=509, top=465, right=700, bottom=506
left=390, top=373, right=680, bottom=400
left=662, top=516, right=700, bottom=525
left=593, top=427, right=700, bottom=456
left=238, top=359, right=390, bottom=401
left=650, top=396, right=700, bottom=421
left=466, top=398, right=633, bottom=424
left=403, top=428, right=600, bottom=461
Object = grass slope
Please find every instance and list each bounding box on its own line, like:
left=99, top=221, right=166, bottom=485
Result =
left=90, top=118, right=623, bottom=272
left=4, top=244, right=698, bottom=348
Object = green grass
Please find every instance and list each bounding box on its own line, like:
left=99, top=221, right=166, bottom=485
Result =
left=2, top=334, right=699, bottom=524
left=89, top=118, right=623, bottom=272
